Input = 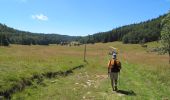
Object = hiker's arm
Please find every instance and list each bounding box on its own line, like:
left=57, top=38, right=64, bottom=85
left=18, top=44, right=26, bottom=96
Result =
left=119, top=62, right=122, bottom=70
left=120, top=62, right=121, bottom=68
left=108, top=67, right=110, bottom=73
left=108, top=63, right=110, bottom=74
left=107, top=60, right=111, bottom=77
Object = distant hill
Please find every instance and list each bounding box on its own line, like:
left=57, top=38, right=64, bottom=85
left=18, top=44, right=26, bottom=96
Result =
left=79, top=14, right=166, bottom=44
left=0, top=14, right=167, bottom=46
left=0, top=24, right=78, bottom=45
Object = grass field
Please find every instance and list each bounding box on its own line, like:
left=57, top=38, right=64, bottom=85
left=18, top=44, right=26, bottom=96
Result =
left=0, top=42, right=170, bottom=100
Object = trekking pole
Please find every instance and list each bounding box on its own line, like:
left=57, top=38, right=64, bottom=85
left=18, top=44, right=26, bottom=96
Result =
left=107, top=55, right=111, bottom=88
left=119, top=72, right=120, bottom=86
left=107, top=54, right=110, bottom=78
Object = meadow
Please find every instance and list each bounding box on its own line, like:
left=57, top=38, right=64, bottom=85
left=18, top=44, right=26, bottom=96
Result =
left=0, top=42, right=169, bottom=100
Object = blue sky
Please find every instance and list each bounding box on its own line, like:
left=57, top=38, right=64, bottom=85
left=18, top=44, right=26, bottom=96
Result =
left=0, top=0, right=170, bottom=36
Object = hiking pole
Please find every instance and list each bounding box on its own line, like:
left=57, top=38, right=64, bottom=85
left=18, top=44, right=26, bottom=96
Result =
left=119, top=72, right=120, bottom=85
left=107, top=54, right=110, bottom=78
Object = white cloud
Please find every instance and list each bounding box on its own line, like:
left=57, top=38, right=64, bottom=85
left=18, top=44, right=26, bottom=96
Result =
left=31, top=14, right=48, bottom=21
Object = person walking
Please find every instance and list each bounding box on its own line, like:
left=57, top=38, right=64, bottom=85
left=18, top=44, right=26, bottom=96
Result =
left=108, top=52, right=121, bottom=91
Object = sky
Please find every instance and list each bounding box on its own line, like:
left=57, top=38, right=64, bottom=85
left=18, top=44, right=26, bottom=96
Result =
left=0, top=0, right=170, bottom=36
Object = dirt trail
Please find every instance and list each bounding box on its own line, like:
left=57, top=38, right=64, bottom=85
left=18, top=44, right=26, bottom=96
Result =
left=78, top=61, right=169, bottom=99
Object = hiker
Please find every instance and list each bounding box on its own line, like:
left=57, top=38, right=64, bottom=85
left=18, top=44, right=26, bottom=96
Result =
left=108, top=52, right=121, bottom=91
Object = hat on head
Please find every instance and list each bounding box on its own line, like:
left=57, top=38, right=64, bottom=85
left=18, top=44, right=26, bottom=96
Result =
left=112, top=52, right=117, bottom=59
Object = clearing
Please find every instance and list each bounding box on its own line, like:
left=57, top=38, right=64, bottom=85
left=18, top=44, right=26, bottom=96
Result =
left=0, top=42, right=169, bottom=100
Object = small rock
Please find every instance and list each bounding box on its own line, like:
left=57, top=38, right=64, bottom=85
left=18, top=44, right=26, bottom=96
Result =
left=86, top=82, right=91, bottom=86
left=83, top=96, right=86, bottom=99
left=87, top=91, right=91, bottom=94
left=73, top=88, right=76, bottom=91
left=83, top=85, right=87, bottom=88
left=94, top=85, right=97, bottom=88
left=117, top=93, right=124, bottom=97
left=75, top=83, right=79, bottom=85
left=51, top=81, right=56, bottom=83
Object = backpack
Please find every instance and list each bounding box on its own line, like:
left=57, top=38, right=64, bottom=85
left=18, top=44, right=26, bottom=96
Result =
left=111, top=59, right=121, bottom=72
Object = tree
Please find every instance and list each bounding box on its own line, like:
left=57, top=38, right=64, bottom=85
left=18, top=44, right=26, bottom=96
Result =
left=160, top=13, right=170, bottom=64
left=0, top=33, right=9, bottom=46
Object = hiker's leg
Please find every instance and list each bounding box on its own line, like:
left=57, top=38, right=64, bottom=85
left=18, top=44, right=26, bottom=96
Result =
left=111, top=79, right=114, bottom=91
left=115, top=79, right=118, bottom=91
left=115, top=78, right=118, bottom=87
left=110, top=73, right=115, bottom=91
left=113, top=73, right=118, bottom=91
left=113, top=78, right=116, bottom=90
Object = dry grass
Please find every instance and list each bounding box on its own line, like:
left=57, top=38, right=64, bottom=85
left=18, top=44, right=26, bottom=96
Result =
left=0, top=44, right=85, bottom=92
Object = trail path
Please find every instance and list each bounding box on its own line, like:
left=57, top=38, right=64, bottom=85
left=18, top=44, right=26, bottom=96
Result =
left=68, top=61, right=170, bottom=100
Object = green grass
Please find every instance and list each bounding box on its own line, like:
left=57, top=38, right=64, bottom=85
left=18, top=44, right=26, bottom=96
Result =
left=0, top=45, right=85, bottom=93
left=0, top=42, right=170, bottom=100
left=12, top=59, right=170, bottom=100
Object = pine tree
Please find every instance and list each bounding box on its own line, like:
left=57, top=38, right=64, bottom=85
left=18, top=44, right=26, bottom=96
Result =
left=0, top=33, right=9, bottom=46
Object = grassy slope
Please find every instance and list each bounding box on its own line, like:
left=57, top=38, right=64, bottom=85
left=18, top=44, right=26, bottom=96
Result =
left=1, top=42, right=169, bottom=100
left=0, top=45, right=85, bottom=93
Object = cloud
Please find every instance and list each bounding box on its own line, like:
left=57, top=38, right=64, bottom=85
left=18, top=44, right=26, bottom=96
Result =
left=31, top=14, right=48, bottom=21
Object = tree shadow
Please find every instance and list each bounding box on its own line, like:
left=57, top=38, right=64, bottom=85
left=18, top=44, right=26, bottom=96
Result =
left=116, top=90, right=136, bottom=96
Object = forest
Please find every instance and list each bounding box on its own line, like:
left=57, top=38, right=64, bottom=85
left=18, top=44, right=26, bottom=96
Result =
left=0, top=24, right=78, bottom=46
left=0, top=14, right=166, bottom=46
left=80, top=14, right=166, bottom=44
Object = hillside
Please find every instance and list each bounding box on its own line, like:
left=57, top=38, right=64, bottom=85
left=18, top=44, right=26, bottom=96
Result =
left=0, top=14, right=167, bottom=46
left=0, top=14, right=166, bottom=45
left=0, top=24, right=78, bottom=45
left=80, top=14, right=166, bottom=44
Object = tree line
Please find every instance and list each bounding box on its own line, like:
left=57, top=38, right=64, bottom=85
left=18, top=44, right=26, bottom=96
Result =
left=0, top=24, right=78, bottom=46
left=78, top=14, right=166, bottom=44
left=0, top=14, right=167, bottom=46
